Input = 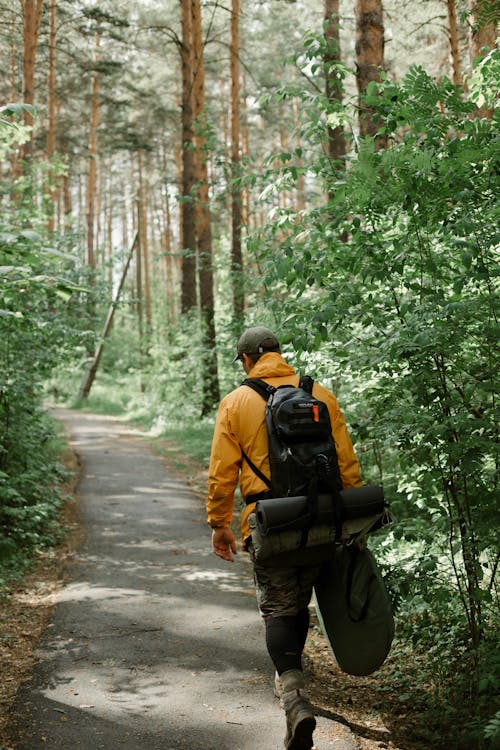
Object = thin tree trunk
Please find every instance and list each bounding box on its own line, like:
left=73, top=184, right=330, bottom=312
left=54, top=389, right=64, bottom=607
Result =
left=324, top=0, right=346, bottom=172
left=230, top=0, right=244, bottom=324
left=79, top=232, right=138, bottom=399
left=62, top=168, right=72, bottom=229
left=241, top=72, right=250, bottom=225
left=192, top=0, right=220, bottom=413
left=135, top=198, right=144, bottom=385
left=86, top=33, right=100, bottom=270
left=107, top=169, right=113, bottom=285
left=164, top=187, right=176, bottom=323
left=292, top=98, right=306, bottom=212
left=180, top=0, right=197, bottom=313
left=355, top=0, right=387, bottom=147
left=46, top=0, right=57, bottom=231
left=137, top=149, right=151, bottom=326
left=447, top=0, right=462, bottom=84
left=9, top=13, right=19, bottom=180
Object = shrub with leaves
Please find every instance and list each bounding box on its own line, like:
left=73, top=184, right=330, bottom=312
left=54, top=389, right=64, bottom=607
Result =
left=0, top=107, right=91, bottom=578
left=247, top=49, right=499, bottom=747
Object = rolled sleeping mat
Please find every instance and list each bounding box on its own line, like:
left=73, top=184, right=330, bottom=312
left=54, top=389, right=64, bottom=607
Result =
left=340, top=484, right=385, bottom=519
left=255, top=484, right=386, bottom=535
left=255, top=494, right=334, bottom=535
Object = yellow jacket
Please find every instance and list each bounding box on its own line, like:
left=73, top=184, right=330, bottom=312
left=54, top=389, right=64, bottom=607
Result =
left=206, top=352, right=362, bottom=548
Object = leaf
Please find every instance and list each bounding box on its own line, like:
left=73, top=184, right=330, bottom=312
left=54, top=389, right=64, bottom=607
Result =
left=54, top=287, right=72, bottom=302
left=0, top=102, right=36, bottom=118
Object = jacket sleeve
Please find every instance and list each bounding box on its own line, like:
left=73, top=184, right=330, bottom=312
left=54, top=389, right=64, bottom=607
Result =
left=314, top=383, right=363, bottom=489
left=206, top=397, right=242, bottom=527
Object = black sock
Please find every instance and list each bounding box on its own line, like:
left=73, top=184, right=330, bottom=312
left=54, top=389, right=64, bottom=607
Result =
left=265, top=615, right=305, bottom=675
left=296, top=607, right=310, bottom=653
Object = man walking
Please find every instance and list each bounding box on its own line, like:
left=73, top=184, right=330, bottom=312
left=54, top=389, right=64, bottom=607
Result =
left=206, top=326, right=362, bottom=750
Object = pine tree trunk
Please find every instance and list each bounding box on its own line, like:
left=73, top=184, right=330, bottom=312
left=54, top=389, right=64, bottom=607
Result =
left=292, top=98, right=306, bottom=212
left=324, top=0, right=346, bottom=170
left=192, top=0, right=220, bottom=413
left=9, top=13, right=19, bottom=181
left=468, top=0, right=497, bottom=117
left=180, top=0, right=197, bottom=313
left=62, top=169, right=72, bottom=229
left=447, top=0, right=462, bottom=85
left=46, top=0, right=57, bottom=232
left=86, top=33, right=100, bottom=270
left=241, top=73, right=251, bottom=225
left=468, top=0, right=497, bottom=63
left=137, top=149, right=151, bottom=326
left=230, top=0, right=244, bottom=324
left=20, top=0, right=44, bottom=164
left=355, top=0, right=386, bottom=147
left=107, top=170, right=113, bottom=285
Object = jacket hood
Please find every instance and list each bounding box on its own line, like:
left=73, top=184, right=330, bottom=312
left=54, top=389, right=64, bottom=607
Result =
left=247, top=352, right=296, bottom=379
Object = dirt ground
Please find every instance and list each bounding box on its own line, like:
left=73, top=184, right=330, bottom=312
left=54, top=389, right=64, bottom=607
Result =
left=0, top=420, right=423, bottom=750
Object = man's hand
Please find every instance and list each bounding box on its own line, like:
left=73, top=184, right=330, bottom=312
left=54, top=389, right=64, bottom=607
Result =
left=212, top=527, right=237, bottom=562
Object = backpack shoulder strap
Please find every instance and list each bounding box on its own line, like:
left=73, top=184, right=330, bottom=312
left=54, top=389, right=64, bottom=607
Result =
left=242, top=378, right=276, bottom=401
left=299, top=375, right=314, bottom=393
left=241, top=378, right=274, bottom=491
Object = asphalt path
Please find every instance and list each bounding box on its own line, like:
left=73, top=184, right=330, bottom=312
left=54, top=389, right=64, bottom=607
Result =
left=9, top=409, right=358, bottom=750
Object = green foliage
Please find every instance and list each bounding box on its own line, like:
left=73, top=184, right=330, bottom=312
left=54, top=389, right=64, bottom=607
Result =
left=247, top=51, right=499, bottom=747
left=0, top=118, right=90, bottom=580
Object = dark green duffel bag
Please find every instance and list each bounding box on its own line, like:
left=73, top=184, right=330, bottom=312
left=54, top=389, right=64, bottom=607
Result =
left=314, top=545, right=394, bottom=676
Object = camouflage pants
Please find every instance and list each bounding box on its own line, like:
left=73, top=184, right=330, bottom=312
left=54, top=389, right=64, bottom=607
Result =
left=249, top=546, right=322, bottom=618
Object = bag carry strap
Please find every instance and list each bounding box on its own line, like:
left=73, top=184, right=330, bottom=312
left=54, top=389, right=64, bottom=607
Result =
left=241, top=379, right=275, bottom=491
left=242, top=377, right=276, bottom=400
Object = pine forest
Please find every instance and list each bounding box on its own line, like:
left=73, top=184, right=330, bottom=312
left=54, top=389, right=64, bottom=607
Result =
left=0, top=1, right=499, bottom=748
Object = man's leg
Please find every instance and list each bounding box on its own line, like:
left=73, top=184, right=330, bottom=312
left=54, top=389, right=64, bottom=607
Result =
left=253, top=563, right=320, bottom=750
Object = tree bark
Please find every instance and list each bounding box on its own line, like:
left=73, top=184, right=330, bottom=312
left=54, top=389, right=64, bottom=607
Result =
left=324, top=0, right=346, bottom=170
left=446, top=0, right=462, bottom=85
left=468, top=0, right=497, bottom=117
left=192, top=0, right=220, bottom=413
left=9, top=12, right=19, bottom=180
left=79, top=233, right=138, bottom=400
left=137, top=149, right=151, bottom=326
left=355, top=0, right=386, bottom=147
left=180, top=0, right=197, bottom=313
left=468, top=0, right=497, bottom=63
left=230, top=0, right=244, bottom=324
left=46, top=0, right=57, bottom=232
left=86, top=33, right=100, bottom=270
left=292, top=98, right=306, bottom=212
left=20, top=0, right=44, bottom=163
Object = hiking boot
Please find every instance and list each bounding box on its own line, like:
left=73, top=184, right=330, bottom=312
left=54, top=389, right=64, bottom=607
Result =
left=280, top=670, right=316, bottom=750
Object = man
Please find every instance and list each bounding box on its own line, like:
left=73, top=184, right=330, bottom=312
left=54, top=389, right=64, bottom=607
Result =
left=206, top=325, right=362, bottom=750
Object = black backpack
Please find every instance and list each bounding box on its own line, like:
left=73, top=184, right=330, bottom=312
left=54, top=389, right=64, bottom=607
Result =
left=242, top=376, right=343, bottom=538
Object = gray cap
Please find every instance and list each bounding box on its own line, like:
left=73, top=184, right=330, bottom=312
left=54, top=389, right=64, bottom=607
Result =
left=234, top=326, right=280, bottom=362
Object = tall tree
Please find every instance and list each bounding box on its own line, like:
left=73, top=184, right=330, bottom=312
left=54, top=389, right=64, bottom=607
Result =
left=230, top=0, right=244, bottom=323
left=86, top=32, right=100, bottom=270
left=46, top=0, right=57, bottom=232
left=180, top=0, right=197, bottom=313
left=191, top=0, right=220, bottom=412
left=324, top=0, right=346, bottom=170
left=20, top=0, right=44, bottom=163
left=137, top=148, right=152, bottom=326
left=355, top=0, right=386, bottom=146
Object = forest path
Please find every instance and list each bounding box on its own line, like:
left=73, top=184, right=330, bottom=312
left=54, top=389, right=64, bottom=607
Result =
left=8, top=409, right=357, bottom=750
